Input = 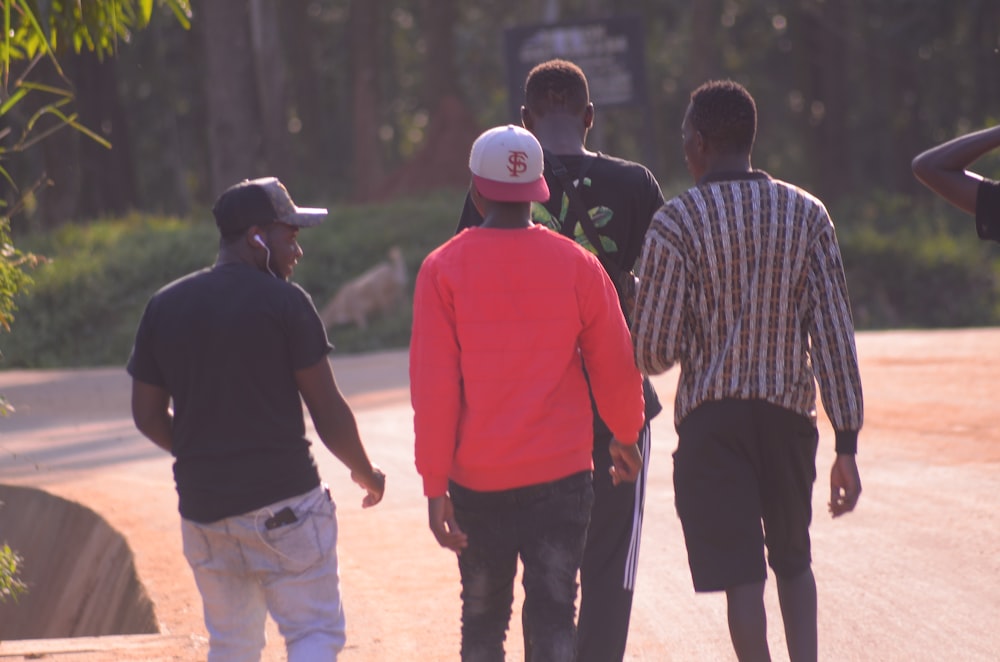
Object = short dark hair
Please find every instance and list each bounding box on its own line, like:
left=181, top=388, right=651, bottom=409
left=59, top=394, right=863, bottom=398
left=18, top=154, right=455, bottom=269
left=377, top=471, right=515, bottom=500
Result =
left=524, top=59, right=590, bottom=117
left=688, top=80, right=757, bottom=155
left=213, top=184, right=275, bottom=239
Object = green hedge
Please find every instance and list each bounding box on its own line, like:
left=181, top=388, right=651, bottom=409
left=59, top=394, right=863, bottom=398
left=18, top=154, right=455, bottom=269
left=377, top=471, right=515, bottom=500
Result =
left=2, top=189, right=999, bottom=369
left=833, top=193, right=1000, bottom=329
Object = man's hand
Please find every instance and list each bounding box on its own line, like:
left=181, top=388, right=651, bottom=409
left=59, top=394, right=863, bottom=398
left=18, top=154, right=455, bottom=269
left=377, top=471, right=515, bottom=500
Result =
left=829, top=454, right=862, bottom=517
left=351, top=465, right=386, bottom=508
left=608, top=438, right=643, bottom=486
left=428, top=494, right=468, bottom=554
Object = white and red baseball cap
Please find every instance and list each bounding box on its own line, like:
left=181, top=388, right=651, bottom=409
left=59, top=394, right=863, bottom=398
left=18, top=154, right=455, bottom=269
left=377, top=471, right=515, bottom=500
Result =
left=468, top=125, right=550, bottom=203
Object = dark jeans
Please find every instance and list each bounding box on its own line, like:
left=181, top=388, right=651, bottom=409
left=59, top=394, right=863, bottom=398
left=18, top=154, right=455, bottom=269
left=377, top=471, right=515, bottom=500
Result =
left=449, top=471, right=594, bottom=662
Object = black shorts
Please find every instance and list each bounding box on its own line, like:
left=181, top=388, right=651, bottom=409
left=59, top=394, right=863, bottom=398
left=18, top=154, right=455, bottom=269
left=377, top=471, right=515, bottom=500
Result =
left=673, top=399, right=819, bottom=592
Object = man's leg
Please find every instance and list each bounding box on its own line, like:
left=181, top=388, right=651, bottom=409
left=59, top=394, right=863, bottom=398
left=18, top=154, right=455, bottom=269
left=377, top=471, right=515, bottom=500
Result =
left=726, top=580, right=771, bottom=662
left=576, top=424, right=651, bottom=662
left=451, top=482, right=519, bottom=662
left=520, top=471, right=593, bottom=662
left=181, top=518, right=268, bottom=661
left=776, top=567, right=817, bottom=662
left=674, top=401, right=770, bottom=662
left=254, top=487, right=346, bottom=662
left=754, top=401, right=819, bottom=662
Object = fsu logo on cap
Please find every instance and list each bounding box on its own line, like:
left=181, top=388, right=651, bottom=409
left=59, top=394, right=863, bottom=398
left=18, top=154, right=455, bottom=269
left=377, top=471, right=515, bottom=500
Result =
left=507, top=150, right=528, bottom=178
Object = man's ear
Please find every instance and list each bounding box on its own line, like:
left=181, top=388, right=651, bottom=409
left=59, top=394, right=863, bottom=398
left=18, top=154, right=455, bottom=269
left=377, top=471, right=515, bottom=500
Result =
left=583, top=103, right=595, bottom=130
left=520, top=105, right=532, bottom=130
left=695, top=129, right=708, bottom=157
left=246, top=226, right=266, bottom=249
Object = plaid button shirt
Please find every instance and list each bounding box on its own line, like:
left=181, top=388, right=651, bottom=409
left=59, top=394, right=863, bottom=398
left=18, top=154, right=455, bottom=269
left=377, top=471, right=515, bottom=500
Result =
left=632, top=171, right=863, bottom=453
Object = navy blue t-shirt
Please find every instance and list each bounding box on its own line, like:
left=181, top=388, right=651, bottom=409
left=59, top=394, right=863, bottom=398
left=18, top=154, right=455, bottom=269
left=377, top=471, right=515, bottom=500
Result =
left=127, top=262, right=333, bottom=522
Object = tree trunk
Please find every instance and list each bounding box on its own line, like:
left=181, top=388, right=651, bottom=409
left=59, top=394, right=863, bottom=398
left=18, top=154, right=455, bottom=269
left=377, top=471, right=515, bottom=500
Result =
left=381, top=0, right=480, bottom=198
left=249, top=0, right=292, bottom=183
left=35, top=60, right=80, bottom=229
left=73, top=50, right=137, bottom=219
left=280, top=0, right=326, bottom=193
left=195, top=0, right=263, bottom=196
left=421, top=0, right=458, bottom=105
left=687, top=0, right=723, bottom=88
left=350, top=0, right=384, bottom=201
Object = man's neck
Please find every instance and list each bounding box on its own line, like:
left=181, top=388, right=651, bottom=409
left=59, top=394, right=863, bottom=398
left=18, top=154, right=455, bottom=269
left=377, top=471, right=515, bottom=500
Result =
left=700, top=153, right=753, bottom=180
left=481, top=203, right=533, bottom=229
left=530, top=116, right=592, bottom=156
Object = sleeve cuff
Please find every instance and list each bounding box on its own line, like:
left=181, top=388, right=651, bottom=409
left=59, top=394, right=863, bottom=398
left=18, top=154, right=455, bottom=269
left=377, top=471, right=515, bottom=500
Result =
left=422, top=474, right=449, bottom=498
left=835, top=430, right=859, bottom=455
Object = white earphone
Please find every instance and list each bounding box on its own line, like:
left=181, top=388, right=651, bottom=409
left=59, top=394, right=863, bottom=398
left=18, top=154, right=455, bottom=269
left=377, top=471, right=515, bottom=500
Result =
left=253, top=234, right=279, bottom=279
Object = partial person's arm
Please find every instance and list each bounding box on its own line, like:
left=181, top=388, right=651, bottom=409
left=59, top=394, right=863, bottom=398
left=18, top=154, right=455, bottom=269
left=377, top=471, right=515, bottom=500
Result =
left=806, top=215, right=865, bottom=517
left=632, top=211, right=688, bottom=375
left=131, top=379, right=173, bottom=452
left=295, top=358, right=385, bottom=508
left=409, top=258, right=468, bottom=553
left=577, top=258, right=645, bottom=445
left=912, top=125, right=1000, bottom=215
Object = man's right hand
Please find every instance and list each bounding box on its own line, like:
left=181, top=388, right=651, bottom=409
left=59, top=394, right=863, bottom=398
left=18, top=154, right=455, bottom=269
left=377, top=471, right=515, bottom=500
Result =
left=609, top=438, right=643, bottom=486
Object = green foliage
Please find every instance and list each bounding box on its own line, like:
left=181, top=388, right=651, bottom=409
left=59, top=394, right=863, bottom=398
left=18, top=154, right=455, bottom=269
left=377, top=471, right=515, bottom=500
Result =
left=0, top=500, right=27, bottom=604
left=1, top=190, right=465, bottom=367
left=0, top=542, right=26, bottom=604
left=0, top=215, right=35, bottom=334
left=2, top=0, right=190, bottom=63
left=834, top=193, right=1000, bottom=329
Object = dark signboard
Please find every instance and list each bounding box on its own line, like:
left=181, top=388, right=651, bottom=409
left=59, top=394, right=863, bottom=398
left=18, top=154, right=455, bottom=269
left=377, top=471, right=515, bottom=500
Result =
left=503, top=16, right=648, bottom=121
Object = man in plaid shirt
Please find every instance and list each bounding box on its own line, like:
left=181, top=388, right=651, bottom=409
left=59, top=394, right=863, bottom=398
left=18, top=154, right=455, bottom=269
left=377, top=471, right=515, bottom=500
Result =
left=632, top=80, right=863, bottom=662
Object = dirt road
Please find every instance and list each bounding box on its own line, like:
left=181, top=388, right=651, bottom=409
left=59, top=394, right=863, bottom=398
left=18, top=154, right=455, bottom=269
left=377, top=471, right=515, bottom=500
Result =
left=0, top=329, right=998, bottom=660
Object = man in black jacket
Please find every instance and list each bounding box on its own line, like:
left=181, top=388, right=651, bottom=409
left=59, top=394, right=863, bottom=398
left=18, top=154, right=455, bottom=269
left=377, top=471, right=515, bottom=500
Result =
left=457, top=59, right=664, bottom=662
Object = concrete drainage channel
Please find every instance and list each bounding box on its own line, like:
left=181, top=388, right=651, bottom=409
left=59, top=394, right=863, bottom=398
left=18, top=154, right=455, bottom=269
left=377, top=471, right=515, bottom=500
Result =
left=0, top=484, right=159, bottom=648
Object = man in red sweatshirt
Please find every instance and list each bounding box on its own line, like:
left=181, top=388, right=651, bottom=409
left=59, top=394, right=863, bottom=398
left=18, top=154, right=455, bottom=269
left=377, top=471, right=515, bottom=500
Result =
left=410, top=124, right=646, bottom=661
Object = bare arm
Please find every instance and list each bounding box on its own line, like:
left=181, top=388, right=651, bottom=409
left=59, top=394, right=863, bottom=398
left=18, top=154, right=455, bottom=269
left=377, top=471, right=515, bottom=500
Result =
left=912, top=125, right=1000, bottom=215
left=295, top=357, right=385, bottom=508
left=131, top=379, right=173, bottom=452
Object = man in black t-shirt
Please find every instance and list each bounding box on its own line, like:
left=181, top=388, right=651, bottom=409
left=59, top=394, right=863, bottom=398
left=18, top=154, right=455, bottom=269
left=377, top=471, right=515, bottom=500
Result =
left=128, top=177, right=385, bottom=660
left=912, top=124, right=1000, bottom=242
left=457, top=59, right=664, bottom=662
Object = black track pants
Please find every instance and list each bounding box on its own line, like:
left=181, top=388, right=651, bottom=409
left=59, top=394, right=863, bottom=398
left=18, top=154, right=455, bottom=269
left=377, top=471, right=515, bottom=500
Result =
left=575, top=422, right=651, bottom=662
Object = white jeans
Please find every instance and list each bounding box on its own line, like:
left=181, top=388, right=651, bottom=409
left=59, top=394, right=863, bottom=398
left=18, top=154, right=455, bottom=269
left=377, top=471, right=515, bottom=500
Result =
left=181, top=484, right=345, bottom=661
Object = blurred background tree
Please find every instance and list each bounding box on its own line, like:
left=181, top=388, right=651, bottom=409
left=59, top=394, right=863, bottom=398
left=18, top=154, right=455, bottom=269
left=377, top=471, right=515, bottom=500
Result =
left=3, top=0, right=997, bottom=224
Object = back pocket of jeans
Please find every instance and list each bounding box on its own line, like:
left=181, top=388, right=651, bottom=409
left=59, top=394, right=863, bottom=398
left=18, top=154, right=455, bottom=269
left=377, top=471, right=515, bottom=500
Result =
left=262, top=504, right=336, bottom=575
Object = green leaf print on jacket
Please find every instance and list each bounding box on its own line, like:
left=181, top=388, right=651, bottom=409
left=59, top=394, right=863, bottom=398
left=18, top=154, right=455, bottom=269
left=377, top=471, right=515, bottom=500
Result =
left=530, top=176, right=620, bottom=256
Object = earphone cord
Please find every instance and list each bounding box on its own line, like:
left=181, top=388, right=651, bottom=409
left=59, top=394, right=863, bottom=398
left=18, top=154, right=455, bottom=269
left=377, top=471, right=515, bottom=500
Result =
left=262, top=244, right=279, bottom=279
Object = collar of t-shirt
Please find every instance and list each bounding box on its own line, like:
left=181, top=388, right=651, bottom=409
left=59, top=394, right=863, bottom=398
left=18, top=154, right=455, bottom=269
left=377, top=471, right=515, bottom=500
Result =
left=697, top=169, right=772, bottom=186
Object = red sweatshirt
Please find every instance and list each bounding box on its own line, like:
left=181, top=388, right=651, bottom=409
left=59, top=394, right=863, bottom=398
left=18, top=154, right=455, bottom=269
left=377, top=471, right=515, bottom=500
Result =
left=411, top=224, right=645, bottom=498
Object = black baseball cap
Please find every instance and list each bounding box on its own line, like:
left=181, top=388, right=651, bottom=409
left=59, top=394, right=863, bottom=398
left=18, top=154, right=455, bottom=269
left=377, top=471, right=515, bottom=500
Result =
left=213, top=177, right=327, bottom=238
